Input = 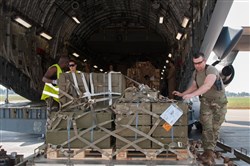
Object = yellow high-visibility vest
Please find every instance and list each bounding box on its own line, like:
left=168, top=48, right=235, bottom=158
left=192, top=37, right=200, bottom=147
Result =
left=41, top=64, right=62, bottom=102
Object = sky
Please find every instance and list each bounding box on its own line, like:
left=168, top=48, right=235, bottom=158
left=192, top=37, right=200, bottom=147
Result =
left=0, top=0, right=249, bottom=94
left=222, top=0, right=250, bottom=93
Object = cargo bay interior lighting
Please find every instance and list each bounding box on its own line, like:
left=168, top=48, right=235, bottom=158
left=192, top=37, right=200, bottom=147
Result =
left=72, top=52, right=80, bottom=57
left=183, top=33, right=188, bottom=39
left=40, top=32, right=52, bottom=40
left=176, top=32, right=182, bottom=40
left=181, top=16, right=190, bottom=28
left=14, top=17, right=32, bottom=28
left=72, top=16, right=80, bottom=24
left=159, top=17, right=164, bottom=24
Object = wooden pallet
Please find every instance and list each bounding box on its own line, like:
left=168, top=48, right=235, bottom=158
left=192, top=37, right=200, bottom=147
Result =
left=115, top=149, right=191, bottom=160
left=47, top=148, right=113, bottom=160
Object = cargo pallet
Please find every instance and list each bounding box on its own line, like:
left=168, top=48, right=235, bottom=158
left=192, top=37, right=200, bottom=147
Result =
left=15, top=72, right=249, bottom=165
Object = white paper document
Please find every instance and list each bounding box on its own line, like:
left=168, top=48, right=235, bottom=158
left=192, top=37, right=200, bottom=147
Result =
left=160, top=104, right=183, bottom=126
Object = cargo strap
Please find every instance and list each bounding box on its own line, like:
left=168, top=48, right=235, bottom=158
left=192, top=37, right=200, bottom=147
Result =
left=67, top=115, right=73, bottom=152
left=108, top=72, right=112, bottom=105
left=80, top=72, right=91, bottom=99
left=89, top=73, right=94, bottom=94
left=59, top=72, right=123, bottom=112
left=52, top=108, right=139, bottom=158
left=59, top=89, right=74, bottom=108
left=108, top=71, right=121, bottom=105
left=83, top=110, right=139, bottom=158
left=47, top=119, right=113, bottom=157
left=89, top=72, right=122, bottom=106
left=71, top=72, right=82, bottom=96
left=48, top=112, right=82, bottom=131
left=112, top=102, right=165, bottom=157
left=49, top=79, right=192, bottom=160
left=99, top=113, right=143, bottom=157
left=135, top=101, right=140, bottom=140
left=112, top=100, right=190, bottom=159
left=72, top=119, right=78, bottom=136
left=90, top=104, right=97, bottom=142
left=59, top=87, right=88, bottom=111
left=50, top=113, right=63, bottom=131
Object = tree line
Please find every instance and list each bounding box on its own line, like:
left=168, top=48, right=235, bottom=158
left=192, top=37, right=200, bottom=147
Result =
left=0, top=89, right=15, bottom=95
left=225, top=91, right=250, bottom=97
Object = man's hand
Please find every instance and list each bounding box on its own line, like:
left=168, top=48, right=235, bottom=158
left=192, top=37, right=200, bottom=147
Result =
left=182, top=94, right=194, bottom=100
left=172, top=91, right=182, bottom=97
left=52, top=79, right=57, bottom=85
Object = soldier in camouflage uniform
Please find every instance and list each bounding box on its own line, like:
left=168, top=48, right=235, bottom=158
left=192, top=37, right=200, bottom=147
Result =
left=172, top=52, right=227, bottom=164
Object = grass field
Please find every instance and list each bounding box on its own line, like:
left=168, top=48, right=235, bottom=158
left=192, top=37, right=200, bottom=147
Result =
left=227, top=97, right=250, bottom=109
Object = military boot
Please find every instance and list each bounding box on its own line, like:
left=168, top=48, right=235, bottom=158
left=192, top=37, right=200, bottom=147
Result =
left=197, top=150, right=209, bottom=160
left=198, top=150, right=215, bottom=165
left=206, top=150, right=215, bottom=161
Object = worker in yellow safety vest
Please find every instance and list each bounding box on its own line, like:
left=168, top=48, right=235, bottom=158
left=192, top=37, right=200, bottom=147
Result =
left=41, top=56, right=69, bottom=111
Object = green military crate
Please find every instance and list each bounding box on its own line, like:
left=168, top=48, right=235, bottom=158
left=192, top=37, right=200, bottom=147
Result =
left=115, top=137, right=151, bottom=149
left=90, top=72, right=126, bottom=94
left=90, top=72, right=126, bottom=109
left=116, top=114, right=151, bottom=126
left=50, top=111, right=113, bottom=129
left=114, top=102, right=151, bottom=125
left=115, top=126, right=151, bottom=137
left=114, top=102, right=151, bottom=115
left=152, top=113, right=188, bottom=126
left=152, top=126, right=187, bottom=137
left=151, top=137, right=188, bottom=148
left=46, top=129, right=111, bottom=149
left=151, top=102, right=189, bottom=114
left=59, top=72, right=89, bottom=110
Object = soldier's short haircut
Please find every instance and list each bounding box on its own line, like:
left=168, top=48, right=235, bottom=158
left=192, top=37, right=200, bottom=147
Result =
left=59, top=56, right=69, bottom=63
left=193, top=52, right=205, bottom=59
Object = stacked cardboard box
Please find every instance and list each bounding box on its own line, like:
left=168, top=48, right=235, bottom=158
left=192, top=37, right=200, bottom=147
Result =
left=127, top=61, right=160, bottom=90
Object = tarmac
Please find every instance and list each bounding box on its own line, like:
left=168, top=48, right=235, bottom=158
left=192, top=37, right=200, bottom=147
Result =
left=219, top=109, right=250, bottom=153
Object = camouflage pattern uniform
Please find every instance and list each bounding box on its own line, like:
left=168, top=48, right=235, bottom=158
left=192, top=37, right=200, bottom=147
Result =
left=193, top=65, right=227, bottom=151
